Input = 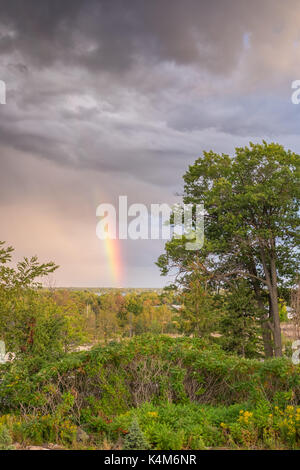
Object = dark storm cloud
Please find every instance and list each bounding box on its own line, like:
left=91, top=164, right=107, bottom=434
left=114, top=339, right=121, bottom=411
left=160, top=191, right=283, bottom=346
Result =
left=0, top=0, right=245, bottom=73
left=2, top=0, right=294, bottom=77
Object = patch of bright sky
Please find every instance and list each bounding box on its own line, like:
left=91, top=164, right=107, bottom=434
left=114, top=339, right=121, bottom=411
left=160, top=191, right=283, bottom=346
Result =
left=243, top=32, right=251, bottom=50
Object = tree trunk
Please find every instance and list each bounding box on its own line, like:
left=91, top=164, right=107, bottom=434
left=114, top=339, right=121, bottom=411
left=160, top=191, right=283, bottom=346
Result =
left=269, top=286, right=282, bottom=357
left=261, top=315, right=274, bottom=358
left=249, top=260, right=274, bottom=357
left=259, top=245, right=282, bottom=357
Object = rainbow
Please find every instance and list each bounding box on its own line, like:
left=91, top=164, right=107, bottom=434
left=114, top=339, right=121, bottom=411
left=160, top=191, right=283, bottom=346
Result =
left=103, top=237, right=123, bottom=286
left=94, top=191, right=123, bottom=286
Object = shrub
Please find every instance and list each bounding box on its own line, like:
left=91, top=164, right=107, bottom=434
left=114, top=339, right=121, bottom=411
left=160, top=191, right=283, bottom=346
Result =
left=1, top=335, right=299, bottom=417
left=123, top=417, right=149, bottom=450
left=0, top=335, right=299, bottom=449
left=0, top=424, right=14, bottom=450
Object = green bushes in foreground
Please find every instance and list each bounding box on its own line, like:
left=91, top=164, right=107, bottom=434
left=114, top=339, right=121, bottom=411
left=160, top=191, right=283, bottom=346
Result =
left=1, top=335, right=299, bottom=413
left=0, top=335, right=299, bottom=449
left=107, top=401, right=300, bottom=449
left=0, top=401, right=299, bottom=449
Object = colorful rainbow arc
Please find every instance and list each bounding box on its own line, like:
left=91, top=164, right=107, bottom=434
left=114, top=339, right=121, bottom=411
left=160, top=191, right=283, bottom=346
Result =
left=103, top=237, right=123, bottom=286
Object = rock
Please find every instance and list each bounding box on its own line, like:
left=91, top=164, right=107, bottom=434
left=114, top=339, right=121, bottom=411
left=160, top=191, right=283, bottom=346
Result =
left=27, top=446, right=50, bottom=450
left=13, top=442, right=22, bottom=450
left=76, top=428, right=89, bottom=443
left=48, top=443, right=64, bottom=450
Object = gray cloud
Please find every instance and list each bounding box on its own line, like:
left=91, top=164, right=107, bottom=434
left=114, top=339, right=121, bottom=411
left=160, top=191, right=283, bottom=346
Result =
left=1, top=0, right=298, bottom=78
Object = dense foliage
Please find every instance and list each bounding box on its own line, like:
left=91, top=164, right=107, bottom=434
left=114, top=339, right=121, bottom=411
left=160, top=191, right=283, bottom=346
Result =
left=157, top=142, right=300, bottom=357
left=0, top=335, right=299, bottom=449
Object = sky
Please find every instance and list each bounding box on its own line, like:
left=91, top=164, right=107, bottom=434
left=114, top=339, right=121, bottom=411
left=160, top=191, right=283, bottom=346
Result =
left=0, top=0, right=300, bottom=287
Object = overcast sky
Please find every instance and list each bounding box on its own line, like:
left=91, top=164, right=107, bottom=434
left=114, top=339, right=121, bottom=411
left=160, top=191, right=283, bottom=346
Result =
left=0, top=0, right=300, bottom=287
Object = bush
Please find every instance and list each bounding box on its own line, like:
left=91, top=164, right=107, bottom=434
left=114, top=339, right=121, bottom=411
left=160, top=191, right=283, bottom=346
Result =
left=0, top=424, right=14, bottom=450
left=1, top=335, right=299, bottom=416
left=0, top=335, right=299, bottom=449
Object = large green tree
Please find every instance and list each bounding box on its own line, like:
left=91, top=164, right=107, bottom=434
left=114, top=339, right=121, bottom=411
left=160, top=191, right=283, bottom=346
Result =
left=157, top=142, right=299, bottom=357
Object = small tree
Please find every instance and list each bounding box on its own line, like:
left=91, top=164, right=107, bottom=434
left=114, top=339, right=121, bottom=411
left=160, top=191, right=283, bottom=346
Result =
left=219, top=281, right=262, bottom=358
left=0, top=241, right=66, bottom=358
left=123, top=417, right=149, bottom=450
left=178, top=271, right=218, bottom=338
